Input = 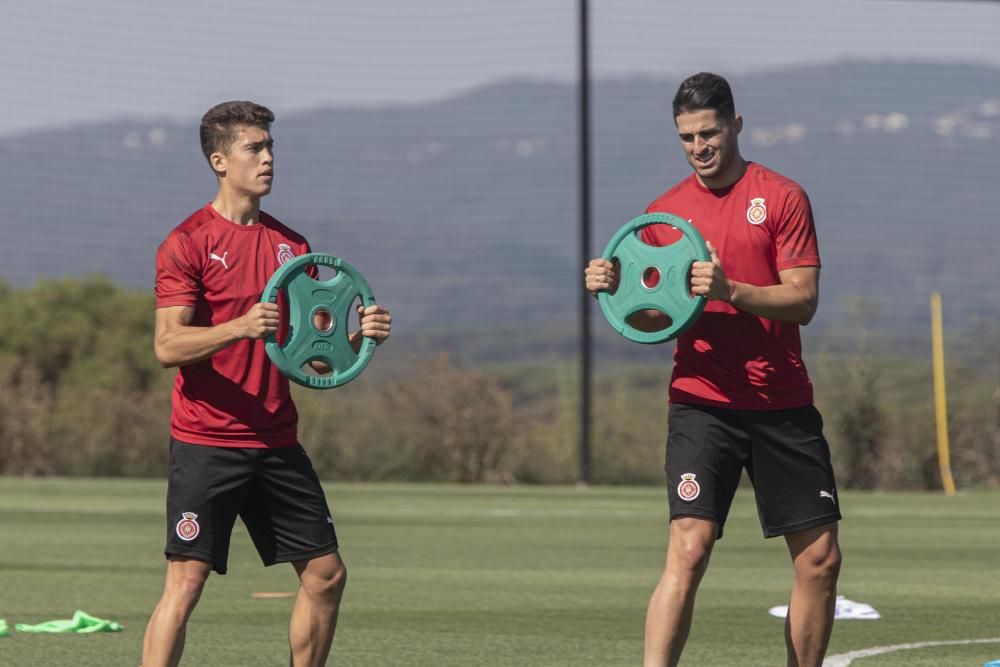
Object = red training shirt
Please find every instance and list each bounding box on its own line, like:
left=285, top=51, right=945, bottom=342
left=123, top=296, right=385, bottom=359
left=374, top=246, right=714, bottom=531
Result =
left=155, top=204, right=312, bottom=447
left=641, top=162, right=820, bottom=410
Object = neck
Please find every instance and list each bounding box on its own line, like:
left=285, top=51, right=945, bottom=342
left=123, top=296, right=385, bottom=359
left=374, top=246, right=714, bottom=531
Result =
left=211, top=188, right=260, bottom=226
left=699, top=156, right=748, bottom=191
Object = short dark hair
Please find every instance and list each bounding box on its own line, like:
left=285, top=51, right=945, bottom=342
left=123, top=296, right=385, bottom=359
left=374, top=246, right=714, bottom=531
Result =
left=672, top=72, right=736, bottom=122
left=199, top=101, right=274, bottom=162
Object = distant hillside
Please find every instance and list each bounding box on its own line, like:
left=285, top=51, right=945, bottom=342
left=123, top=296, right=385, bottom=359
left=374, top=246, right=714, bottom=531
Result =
left=2, top=61, right=998, bottom=338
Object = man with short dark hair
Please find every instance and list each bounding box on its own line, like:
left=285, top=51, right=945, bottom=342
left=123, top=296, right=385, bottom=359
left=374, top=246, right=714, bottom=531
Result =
left=142, top=100, right=391, bottom=667
left=585, top=72, right=842, bottom=667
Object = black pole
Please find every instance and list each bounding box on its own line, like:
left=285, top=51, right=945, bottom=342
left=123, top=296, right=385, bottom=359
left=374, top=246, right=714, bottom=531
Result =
left=577, top=0, right=593, bottom=485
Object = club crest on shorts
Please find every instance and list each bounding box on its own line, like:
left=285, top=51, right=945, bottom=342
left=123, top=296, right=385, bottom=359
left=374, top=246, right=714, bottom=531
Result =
left=746, top=197, right=767, bottom=225
left=276, top=243, right=295, bottom=265
left=175, top=512, right=200, bottom=542
left=677, top=473, right=701, bottom=502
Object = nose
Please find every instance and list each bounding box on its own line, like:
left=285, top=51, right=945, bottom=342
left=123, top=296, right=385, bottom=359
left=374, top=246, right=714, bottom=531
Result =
left=692, top=136, right=707, bottom=153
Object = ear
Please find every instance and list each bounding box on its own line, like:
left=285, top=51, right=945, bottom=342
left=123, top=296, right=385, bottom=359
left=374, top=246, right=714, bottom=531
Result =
left=209, top=151, right=227, bottom=178
left=733, top=114, right=743, bottom=135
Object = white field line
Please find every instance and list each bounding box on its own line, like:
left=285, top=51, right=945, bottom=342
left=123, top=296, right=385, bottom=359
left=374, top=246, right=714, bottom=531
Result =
left=824, top=638, right=1000, bottom=666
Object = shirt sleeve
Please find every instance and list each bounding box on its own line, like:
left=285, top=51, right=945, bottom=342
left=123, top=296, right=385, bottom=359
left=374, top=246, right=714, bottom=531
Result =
left=155, top=231, right=201, bottom=308
left=775, top=187, right=821, bottom=271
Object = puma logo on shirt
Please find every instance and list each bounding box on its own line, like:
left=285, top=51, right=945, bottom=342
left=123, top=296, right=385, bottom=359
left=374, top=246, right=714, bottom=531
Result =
left=209, top=251, right=229, bottom=270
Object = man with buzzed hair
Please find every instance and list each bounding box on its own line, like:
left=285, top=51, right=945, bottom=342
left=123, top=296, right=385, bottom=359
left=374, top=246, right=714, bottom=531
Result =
left=586, top=73, right=842, bottom=667
left=143, top=100, right=392, bottom=666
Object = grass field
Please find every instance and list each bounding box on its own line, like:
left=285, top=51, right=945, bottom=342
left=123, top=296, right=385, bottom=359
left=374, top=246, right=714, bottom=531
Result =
left=0, top=478, right=998, bottom=666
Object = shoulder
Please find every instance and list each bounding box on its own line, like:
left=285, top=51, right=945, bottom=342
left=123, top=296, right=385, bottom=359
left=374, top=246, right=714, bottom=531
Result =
left=749, top=163, right=808, bottom=200
left=159, top=206, right=213, bottom=256
left=746, top=163, right=813, bottom=226
left=646, top=175, right=697, bottom=213
left=260, top=210, right=310, bottom=247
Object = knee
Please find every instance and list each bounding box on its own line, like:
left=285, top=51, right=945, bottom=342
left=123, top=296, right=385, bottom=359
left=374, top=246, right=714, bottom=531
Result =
left=796, top=544, right=842, bottom=586
left=165, top=565, right=210, bottom=607
left=667, top=519, right=715, bottom=578
left=328, top=562, right=348, bottom=595
left=302, top=560, right=347, bottom=603
left=672, top=541, right=712, bottom=576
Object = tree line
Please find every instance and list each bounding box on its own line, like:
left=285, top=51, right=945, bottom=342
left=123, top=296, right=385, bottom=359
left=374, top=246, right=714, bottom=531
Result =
left=1, top=277, right=997, bottom=489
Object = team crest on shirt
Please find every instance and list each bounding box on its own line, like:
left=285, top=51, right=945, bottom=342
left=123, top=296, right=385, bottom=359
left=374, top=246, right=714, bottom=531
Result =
left=746, top=197, right=767, bottom=225
left=175, top=512, right=200, bottom=542
left=677, top=473, right=701, bottom=502
left=276, top=243, right=295, bottom=265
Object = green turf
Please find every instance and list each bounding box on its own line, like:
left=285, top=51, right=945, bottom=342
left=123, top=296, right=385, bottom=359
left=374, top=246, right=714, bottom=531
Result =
left=0, top=479, right=998, bottom=666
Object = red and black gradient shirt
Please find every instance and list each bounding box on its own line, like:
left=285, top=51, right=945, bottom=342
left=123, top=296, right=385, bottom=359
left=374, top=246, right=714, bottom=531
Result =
left=641, top=162, right=821, bottom=410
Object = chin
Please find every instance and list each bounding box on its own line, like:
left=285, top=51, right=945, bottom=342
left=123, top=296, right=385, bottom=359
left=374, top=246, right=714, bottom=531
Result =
left=695, top=166, right=721, bottom=180
left=689, top=160, right=716, bottom=175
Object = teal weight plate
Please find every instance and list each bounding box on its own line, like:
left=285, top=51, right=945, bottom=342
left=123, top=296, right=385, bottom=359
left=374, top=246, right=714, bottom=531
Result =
left=261, top=253, right=376, bottom=389
left=598, top=213, right=709, bottom=344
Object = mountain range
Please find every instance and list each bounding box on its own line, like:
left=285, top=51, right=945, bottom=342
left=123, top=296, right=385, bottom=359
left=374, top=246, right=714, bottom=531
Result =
left=2, top=61, right=998, bottom=342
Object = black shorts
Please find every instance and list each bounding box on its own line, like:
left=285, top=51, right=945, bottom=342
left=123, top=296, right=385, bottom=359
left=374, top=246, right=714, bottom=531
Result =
left=665, top=403, right=841, bottom=539
left=164, top=439, right=339, bottom=574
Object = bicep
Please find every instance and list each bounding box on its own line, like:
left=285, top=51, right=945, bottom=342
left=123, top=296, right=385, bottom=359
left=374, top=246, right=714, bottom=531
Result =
left=778, top=266, right=819, bottom=304
left=155, top=305, right=195, bottom=338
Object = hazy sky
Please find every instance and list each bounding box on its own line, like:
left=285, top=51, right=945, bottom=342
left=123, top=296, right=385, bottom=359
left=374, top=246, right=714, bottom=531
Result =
left=2, top=0, right=998, bottom=137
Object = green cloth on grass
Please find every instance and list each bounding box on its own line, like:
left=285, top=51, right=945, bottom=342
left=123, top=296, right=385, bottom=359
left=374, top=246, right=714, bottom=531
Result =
left=14, top=610, right=122, bottom=634
left=0, top=618, right=9, bottom=637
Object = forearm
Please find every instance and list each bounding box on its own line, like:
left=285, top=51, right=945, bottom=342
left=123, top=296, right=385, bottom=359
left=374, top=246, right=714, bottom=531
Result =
left=727, top=280, right=817, bottom=325
left=155, top=319, right=246, bottom=368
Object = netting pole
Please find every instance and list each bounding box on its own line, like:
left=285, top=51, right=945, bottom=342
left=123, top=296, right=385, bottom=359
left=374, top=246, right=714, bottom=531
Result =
left=931, top=292, right=956, bottom=496
left=577, top=0, right=593, bottom=485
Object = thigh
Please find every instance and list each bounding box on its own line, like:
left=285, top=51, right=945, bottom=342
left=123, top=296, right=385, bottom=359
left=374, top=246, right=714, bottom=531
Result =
left=164, top=439, right=256, bottom=575
left=241, top=445, right=339, bottom=567
left=665, top=403, right=751, bottom=539
left=744, top=406, right=842, bottom=538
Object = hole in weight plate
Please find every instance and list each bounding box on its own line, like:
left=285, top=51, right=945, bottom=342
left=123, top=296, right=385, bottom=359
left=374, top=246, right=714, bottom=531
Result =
left=313, top=308, right=334, bottom=333
left=641, top=267, right=661, bottom=289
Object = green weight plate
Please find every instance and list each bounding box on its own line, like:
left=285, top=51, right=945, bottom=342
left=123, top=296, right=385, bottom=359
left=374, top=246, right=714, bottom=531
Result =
left=261, top=253, right=376, bottom=389
left=597, top=213, right=709, bottom=344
